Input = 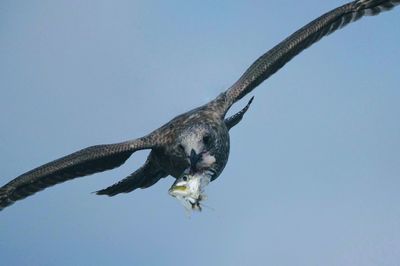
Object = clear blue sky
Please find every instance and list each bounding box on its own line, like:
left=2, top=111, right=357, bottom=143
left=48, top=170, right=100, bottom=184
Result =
left=1, top=1, right=399, bottom=265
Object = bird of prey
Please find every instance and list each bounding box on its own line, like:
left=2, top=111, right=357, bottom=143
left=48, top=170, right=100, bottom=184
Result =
left=0, top=0, right=399, bottom=211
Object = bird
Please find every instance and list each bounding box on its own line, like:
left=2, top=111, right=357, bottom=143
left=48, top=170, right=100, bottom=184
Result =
left=0, top=0, right=399, bottom=211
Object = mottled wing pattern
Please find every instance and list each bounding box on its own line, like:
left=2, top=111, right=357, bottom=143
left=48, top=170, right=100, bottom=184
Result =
left=0, top=138, right=153, bottom=211
left=225, top=0, right=400, bottom=105
left=96, top=151, right=168, bottom=196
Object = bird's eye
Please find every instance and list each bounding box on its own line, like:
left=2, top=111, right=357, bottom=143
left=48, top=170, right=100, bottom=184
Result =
left=182, top=176, right=188, bottom=181
left=203, top=135, right=211, bottom=145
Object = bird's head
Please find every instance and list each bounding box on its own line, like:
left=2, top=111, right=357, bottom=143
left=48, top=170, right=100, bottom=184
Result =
left=176, top=124, right=220, bottom=174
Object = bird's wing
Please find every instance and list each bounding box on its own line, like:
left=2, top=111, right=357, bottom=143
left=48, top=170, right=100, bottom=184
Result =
left=0, top=137, right=154, bottom=211
left=96, top=151, right=168, bottom=196
left=224, top=0, right=399, bottom=107
left=225, top=96, right=254, bottom=130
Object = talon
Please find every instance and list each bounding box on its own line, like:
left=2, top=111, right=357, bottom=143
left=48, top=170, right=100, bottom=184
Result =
left=196, top=202, right=202, bottom=211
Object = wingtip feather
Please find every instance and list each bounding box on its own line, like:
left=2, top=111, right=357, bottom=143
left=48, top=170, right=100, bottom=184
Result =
left=94, top=188, right=119, bottom=197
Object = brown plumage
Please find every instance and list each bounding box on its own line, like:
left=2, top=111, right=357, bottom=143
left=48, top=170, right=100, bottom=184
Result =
left=1, top=0, right=399, bottom=211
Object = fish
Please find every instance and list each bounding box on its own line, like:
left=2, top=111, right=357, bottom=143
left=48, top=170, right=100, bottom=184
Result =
left=168, top=173, right=211, bottom=211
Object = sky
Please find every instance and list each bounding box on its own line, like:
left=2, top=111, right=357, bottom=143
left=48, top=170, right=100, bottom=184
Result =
left=0, top=1, right=399, bottom=265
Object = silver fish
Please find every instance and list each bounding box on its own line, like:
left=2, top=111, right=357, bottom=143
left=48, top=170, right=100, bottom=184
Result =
left=168, top=173, right=211, bottom=211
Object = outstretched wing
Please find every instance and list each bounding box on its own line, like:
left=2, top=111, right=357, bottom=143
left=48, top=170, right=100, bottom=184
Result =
left=225, top=0, right=399, bottom=106
left=0, top=137, right=154, bottom=211
left=96, top=151, right=168, bottom=196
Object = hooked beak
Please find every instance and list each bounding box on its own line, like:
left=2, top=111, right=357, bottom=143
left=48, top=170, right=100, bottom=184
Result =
left=189, top=149, right=202, bottom=173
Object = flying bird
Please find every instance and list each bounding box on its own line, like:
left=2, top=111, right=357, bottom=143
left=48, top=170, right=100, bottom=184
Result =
left=1, top=0, right=399, bottom=211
